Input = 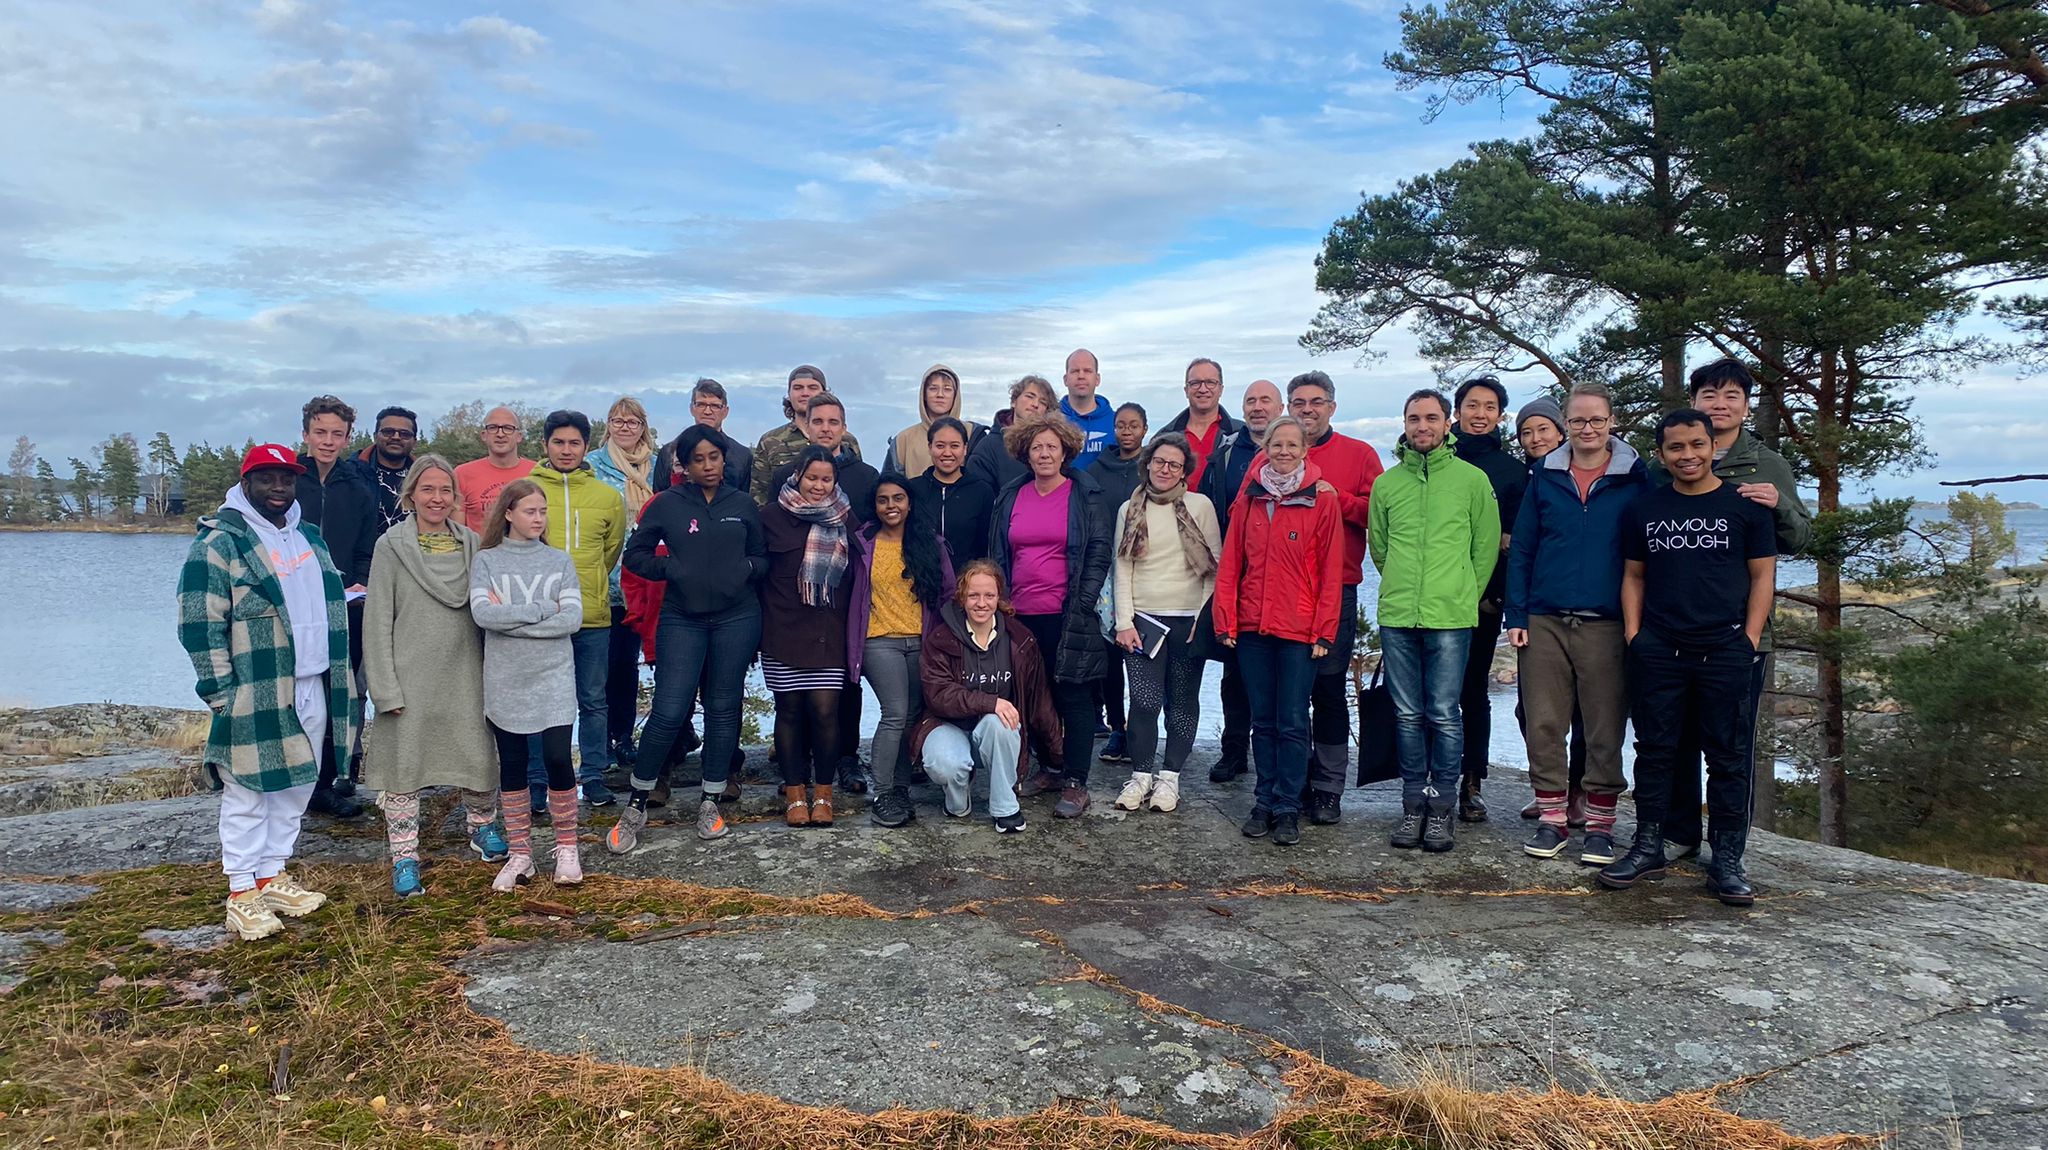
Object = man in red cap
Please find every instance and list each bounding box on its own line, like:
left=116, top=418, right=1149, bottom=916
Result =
left=177, top=444, right=357, bottom=941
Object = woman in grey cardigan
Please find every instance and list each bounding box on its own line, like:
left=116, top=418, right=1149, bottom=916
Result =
left=470, top=478, right=587, bottom=891
left=362, top=455, right=504, bottom=898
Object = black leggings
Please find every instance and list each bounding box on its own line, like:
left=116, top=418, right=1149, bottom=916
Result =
left=773, top=689, right=843, bottom=786
left=492, top=723, right=574, bottom=793
left=1017, top=612, right=1099, bottom=786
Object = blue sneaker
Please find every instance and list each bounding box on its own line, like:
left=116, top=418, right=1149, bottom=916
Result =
left=582, top=779, right=617, bottom=807
left=470, top=822, right=510, bottom=862
left=391, top=858, right=424, bottom=899
left=529, top=782, right=547, bottom=817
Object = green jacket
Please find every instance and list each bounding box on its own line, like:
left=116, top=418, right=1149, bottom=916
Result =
left=750, top=422, right=861, bottom=506
left=531, top=462, right=627, bottom=629
left=177, top=508, right=356, bottom=792
left=1367, top=435, right=1501, bottom=631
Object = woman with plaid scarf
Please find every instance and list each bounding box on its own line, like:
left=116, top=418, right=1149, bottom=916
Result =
left=758, top=445, right=858, bottom=827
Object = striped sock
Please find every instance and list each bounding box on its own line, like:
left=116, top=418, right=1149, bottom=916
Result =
left=1535, top=790, right=1569, bottom=829
left=460, top=789, right=498, bottom=836
left=546, top=788, right=580, bottom=852
left=499, top=790, right=533, bottom=857
left=1585, top=793, right=1619, bottom=835
left=379, top=790, right=422, bottom=864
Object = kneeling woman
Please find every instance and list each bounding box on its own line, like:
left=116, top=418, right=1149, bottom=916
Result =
left=1213, top=417, right=1343, bottom=847
left=912, top=560, right=1063, bottom=832
left=470, top=479, right=588, bottom=889
left=362, top=455, right=504, bottom=897
left=760, top=446, right=857, bottom=826
left=849, top=475, right=954, bottom=827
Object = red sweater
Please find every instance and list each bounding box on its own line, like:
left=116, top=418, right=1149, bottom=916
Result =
left=1213, top=461, right=1345, bottom=646
left=1245, top=430, right=1383, bottom=586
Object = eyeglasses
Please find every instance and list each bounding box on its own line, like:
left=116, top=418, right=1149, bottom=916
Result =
left=610, top=417, right=644, bottom=428
left=1291, top=398, right=1333, bottom=410
left=1566, top=417, right=1611, bottom=429
left=692, top=399, right=727, bottom=411
left=1185, top=380, right=1221, bottom=391
left=1149, top=459, right=1185, bottom=472
left=483, top=424, right=520, bottom=434
left=378, top=428, right=417, bottom=439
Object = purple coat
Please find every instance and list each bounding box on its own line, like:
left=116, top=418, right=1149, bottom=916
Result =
left=847, top=521, right=956, bottom=684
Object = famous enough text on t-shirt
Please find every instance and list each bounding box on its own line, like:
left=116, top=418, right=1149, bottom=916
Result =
left=1621, top=482, right=1777, bottom=648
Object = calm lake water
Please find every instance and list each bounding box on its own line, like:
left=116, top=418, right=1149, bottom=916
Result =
left=8, top=507, right=2045, bottom=774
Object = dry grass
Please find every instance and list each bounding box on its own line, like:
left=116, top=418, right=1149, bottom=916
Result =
left=0, top=862, right=1881, bottom=1150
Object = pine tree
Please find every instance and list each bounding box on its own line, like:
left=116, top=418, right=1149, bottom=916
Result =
left=34, top=458, right=65, bottom=521
left=65, top=457, right=97, bottom=520
left=5, top=436, right=34, bottom=523
left=100, top=433, right=142, bottom=521
left=145, top=432, right=179, bottom=518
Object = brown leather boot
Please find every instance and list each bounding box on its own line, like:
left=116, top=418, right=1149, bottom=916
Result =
left=810, top=784, right=835, bottom=826
left=783, top=785, right=811, bottom=827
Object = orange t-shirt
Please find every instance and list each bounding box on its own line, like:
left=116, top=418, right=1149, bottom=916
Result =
left=455, top=456, right=536, bottom=534
left=1570, top=462, right=1603, bottom=503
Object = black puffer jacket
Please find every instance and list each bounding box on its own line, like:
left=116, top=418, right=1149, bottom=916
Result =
left=293, top=454, right=379, bottom=587
left=987, top=467, right=1112, bottom=683
left=1451, top=425, right=1528, bottom=606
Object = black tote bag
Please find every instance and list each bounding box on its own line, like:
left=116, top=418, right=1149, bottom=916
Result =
left=1356, top=660, right=1399, bottom=786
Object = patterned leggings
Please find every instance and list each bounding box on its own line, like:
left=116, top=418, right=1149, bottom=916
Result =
left=1124, top=614, right=1205, bottom=774
left=377, top=789, right=498, bottom=864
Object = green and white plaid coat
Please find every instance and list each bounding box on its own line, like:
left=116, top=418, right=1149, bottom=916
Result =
left=177, top=507, right=357, bottom=792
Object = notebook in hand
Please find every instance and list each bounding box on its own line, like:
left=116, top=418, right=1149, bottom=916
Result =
left=1132, top=612, right=1173, bottom=659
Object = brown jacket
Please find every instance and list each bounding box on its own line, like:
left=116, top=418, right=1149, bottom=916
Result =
left=911, top=601, right=1063, bottom=774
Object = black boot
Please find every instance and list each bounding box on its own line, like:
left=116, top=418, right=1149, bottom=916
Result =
left=1209, top=747, right=1248, bottom=783
left=1457, top=777, right=1487, bottom=823
left=1596, top=828, right=1667, bottom=890
left=306, top=784, right=363, bottom=819
left=1705, top=828, right=1756, bottom=907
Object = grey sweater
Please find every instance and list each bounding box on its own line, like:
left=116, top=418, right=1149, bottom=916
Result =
left=468, top=537, right=583, bottom=734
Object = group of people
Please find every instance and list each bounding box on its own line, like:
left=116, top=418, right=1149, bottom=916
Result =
left=179, top=350, right=1811, bottom=942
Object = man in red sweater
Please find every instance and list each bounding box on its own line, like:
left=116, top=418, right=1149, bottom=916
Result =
left=1282, top=371, right=1384, bottom=823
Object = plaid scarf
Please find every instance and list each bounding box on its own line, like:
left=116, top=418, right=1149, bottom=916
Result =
left=777, top=479, right=852, bottom=607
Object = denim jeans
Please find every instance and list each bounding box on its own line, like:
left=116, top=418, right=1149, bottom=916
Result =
left=922, top=714, right=1023, bottom=818
left=1380, top=626, right=1472, bottom=806
left=632, top=607, right=762, bottom=795
left=569, top=628, right=611, bottom=786
left=861, top=636, right=923, bottom=790
left=1237, top=632, right=1315, bottom=818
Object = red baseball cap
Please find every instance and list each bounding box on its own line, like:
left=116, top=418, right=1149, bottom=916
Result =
left=240, top=443, right=307, bottom=476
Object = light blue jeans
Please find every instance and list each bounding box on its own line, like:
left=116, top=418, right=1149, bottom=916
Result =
left=921, top=714, right=1022, bottom=818
left=1379, top=626, right=1472, bottom=807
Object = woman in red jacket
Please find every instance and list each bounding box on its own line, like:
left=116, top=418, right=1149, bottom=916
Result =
left=1213, top=416, right=1343, bottom=847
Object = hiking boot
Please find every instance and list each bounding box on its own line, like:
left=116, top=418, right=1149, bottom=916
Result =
left=836, top=757, right=873, bottom=796
left=810, top=784, right=836, bottom=826
left=469, top=822, right=510, bottom=863
left=554, top=842, right=583, bottom=886
left=331, top=775, right=357, bottom=798
left=696, top=798, right=729, bottom=841
left=1053, top=785, right=1091, bottom=819
left=1018, top=769, right=1062, bottom=798
left=1308, top=790, right=1342, bottom=825
left=783, top=786, right=811, bottom=827
left=1578, top=831, right=1619, bottom=868
left=1523, top=823, right=1570, bottom=859
left=1390, top=799, right=1426, bottom=849
left=225, top=889, right=284, bottom=941
left=606, top=804, right=647, bottom=855
left=1148, top=771, right=1181, bottom=813
left=1422, top=802, right=1456, bottom=853
left=648, top=775, right=672, bottom=809
left=1272, top=812, right=1301, bottom=847
left=1705, top=828, right=1756, bottom=907
left=610, top=736, right=638, bottom=771
left=1241, top=806, right=1272, bottom=838
left=1209, top=749, right=1248, bottom=783
left=306, top=785, right=362, bottom=819
left=258, top=872, right=327, bottom=918
left=1597, top=830, right=1668, bottom=890
left=870, top=786, right=914, bottom=828
left=993, top=810, right=1028, bottom=834
left=491, top=854, right=536, bottom=893
left=1458, top=779, right=1488, bottom=823
left=582, top=779, right=616, bottom=807
left=1099, top=732, right=1130, bottom=764
left=391, top=858, right=424, bottom=899
left=1114, top=772, right=1154, bottom=811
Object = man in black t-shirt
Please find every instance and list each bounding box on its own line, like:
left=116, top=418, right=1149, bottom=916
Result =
left=1598, top=409, right=1777, bottom=907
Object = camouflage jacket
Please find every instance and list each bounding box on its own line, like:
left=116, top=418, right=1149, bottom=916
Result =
left=750, top=422, right=861, bottom=505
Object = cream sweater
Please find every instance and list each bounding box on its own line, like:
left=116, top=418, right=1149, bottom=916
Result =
left=1111, top=494, right=1221, bottom=630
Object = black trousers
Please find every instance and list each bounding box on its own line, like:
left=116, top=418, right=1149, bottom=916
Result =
left=1628, top=634, right=1761, bottom=838
left=317, top=599, right=366, bottom=792
left=1218, top=650, right=1250, bottom=763
left=607, top=605, right=640, bottom=753
left=1459, top=606, right=1504, bottom=783
left=1662, top=650, right=1772, bottom=846
left=837, top=680, right=865, bottom=765
left=1098, top=643, right=1126, bottom=734
left=1017, top=612, right=1100, bottom=786
left=1307, top=585, right=1360, bottom=795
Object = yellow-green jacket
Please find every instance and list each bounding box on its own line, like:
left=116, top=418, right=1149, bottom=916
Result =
left=531, top=461, right=626, bottom=628
left=1367, top=434, right=1500, bottom=631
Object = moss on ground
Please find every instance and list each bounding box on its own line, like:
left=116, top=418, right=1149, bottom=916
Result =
left=0, top=861, right=1866, bottom=1149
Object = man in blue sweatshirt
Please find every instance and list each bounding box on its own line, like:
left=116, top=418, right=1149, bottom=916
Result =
left=1059, top=348, right=1116, bottom=471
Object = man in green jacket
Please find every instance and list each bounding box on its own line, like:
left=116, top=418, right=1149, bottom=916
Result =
left=531, top=410, right=628, bottom=806
left=1368, top=390, right=1501, bottom=855
left=1651, top=358, right=1814, bottom=858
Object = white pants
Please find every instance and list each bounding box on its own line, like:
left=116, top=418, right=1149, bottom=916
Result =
left=219, top=675, right=327, bottom=892
left=921, top=713, right=1022, bottom=818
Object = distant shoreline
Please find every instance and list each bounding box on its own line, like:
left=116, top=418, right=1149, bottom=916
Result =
left=0, top=521, right=193, bottom=536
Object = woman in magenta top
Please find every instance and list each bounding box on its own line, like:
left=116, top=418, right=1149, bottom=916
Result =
left=987, top=414, right=1112, bottom=819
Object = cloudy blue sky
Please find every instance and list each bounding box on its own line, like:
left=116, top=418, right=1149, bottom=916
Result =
left=0, top=0, right=2035, bottom=498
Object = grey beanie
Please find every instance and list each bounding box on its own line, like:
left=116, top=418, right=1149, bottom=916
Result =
left=1516, top=395, right=1565, bottom=438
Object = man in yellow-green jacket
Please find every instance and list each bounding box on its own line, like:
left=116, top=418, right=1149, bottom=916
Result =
left=531, top=409, right=628, bottom=806
left=1368, top=389, right=1500, bottom=855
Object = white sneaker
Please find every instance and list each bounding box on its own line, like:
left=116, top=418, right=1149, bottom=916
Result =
left=1114, top=772, right=1154, bottom=811
left=226, top=889, right=284, bottom=941
left=257, top=871, right=327, bottom=918
left=492, top=854, right=536, bottom=893
left=1148, top=770, right=1181, bottom=813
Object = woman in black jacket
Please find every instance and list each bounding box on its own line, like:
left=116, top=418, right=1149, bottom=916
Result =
left=907, top=416, right=994, bottom=565
left=608, top=426, right=765, bottom=853
left=758, top=445, right=858, bottom=827
left=988, top=414, right=1113, bottom=818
